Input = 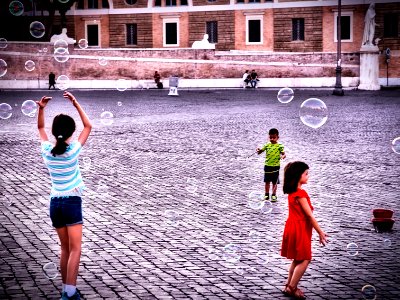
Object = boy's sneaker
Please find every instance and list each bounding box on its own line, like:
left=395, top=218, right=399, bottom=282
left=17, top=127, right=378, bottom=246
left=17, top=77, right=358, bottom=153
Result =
left=271, top=195, right=278, bottom=202
left=264, top=194, right=269, bottom=201
left=61, top=289, right=80, bottom=300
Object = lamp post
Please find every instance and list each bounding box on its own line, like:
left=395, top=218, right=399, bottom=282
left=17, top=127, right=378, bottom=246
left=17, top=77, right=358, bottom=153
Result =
left=333, top=0, right=344, bottom=96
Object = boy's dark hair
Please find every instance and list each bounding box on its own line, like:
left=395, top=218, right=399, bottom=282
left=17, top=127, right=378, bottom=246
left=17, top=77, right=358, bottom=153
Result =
left=51, top=114, right=76, bottom=157
left=269, top=128, right=279, bottom=136
left=283, top=161, right=309, bottom=194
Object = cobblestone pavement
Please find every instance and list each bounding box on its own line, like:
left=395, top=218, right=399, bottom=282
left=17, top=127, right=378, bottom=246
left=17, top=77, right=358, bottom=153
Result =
left=0, top=89, right=399, bottom=300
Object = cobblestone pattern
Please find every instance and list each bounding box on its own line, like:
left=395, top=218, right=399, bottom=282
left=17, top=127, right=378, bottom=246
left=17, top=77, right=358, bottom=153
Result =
left=0, top=89, right=399, bottom=299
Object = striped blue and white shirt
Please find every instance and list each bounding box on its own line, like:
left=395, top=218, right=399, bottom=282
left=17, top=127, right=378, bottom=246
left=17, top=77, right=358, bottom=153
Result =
left=41, top=141, right=85, bottom=198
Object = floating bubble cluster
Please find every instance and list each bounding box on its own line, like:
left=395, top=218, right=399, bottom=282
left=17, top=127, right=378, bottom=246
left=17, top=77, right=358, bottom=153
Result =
left=21, top=100, right=37, bottom=117
left=277, top=87, right=294, bottom=103
left=299, top=98, right=328, bottom=129
left=29, top=21, right=45, bottom=39
left=24, top=60, right=35, bottom=72
left=0, top=103, right=12, bottom=120
left=100, top=111, right=114, bottom=125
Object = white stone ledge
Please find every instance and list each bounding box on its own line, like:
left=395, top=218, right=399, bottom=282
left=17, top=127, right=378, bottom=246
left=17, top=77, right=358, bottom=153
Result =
left=1, top=77, right=398, bottom=90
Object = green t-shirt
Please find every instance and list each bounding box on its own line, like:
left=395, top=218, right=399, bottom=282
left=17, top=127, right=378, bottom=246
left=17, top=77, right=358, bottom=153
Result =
left=261, top=142, right=284, bottom=166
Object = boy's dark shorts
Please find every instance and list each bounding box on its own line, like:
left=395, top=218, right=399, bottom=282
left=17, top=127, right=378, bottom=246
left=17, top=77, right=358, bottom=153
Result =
left=50, top=196, right=83, bottom=228
left=264, top=166, right=280, bottom=184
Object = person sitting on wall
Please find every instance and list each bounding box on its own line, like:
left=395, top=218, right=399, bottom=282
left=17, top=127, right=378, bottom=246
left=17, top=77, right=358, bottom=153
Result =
left=242, top=70, right=251, bottom=88
left=250, top=69, right=259, bottom=88
left=154, top=71, right=163, bottom=89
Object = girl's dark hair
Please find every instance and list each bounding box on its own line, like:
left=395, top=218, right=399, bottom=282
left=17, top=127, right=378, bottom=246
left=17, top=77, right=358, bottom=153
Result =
left=283, top=161, right=309, bottom=194
left=51, top=114, right=76, bottom=157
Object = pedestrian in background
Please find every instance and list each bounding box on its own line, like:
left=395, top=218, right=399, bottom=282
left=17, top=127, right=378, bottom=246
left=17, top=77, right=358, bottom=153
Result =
left=49, top=72, right=56, bottom=90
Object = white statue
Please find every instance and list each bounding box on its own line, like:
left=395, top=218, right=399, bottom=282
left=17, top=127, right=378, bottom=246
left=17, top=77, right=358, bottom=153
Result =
left=50, top=28, right=76, bottom=44
left=362, top=3, right=376, bottom=46
left=192, top=34, right=215, bottom=50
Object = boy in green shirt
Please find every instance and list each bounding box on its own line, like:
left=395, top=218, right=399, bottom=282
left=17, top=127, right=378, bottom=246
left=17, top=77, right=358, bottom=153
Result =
left=256, top=128, right=286, bottom=202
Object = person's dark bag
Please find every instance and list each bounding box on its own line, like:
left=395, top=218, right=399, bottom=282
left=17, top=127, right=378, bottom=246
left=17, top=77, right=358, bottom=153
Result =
left=157, top=82, right=163, bottom=89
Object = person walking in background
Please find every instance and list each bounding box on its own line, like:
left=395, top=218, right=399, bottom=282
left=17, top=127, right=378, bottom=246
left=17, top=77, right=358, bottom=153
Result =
left=154, top=71, right=163, bottom=89
left=281, top=161, right=328, bottom=299
left=49, top=72, right=56, bottom=90
left=36, top=92, right=92, bottom=300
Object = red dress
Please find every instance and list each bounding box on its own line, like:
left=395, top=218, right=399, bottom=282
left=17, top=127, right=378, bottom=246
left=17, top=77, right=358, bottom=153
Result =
left=281, top=188, right=314, bottom=260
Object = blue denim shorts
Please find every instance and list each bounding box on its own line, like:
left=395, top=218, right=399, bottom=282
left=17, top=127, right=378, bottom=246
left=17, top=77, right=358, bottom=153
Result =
left=50, top=196, right=83, bottom=228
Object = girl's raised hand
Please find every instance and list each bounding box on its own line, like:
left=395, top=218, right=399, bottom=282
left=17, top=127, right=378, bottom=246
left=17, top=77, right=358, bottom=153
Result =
left=36, top=96, right=52, bottom=109
left=319, top=231, right=328, bottom=246
left=63, top=91, right=77, bottom=105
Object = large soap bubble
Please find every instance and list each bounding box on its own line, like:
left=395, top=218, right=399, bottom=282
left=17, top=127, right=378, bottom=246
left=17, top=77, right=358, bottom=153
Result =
left=54, top=47, right=70, bottom=63
left=43, top=262, right=58, bottom=280
left=116, top=79, right=129, bottom=91
left=248, top=191, right=265, bottom=210
left=277, top=87, right=294, bottom=103
left=25, top=60, right=35, bottom=72
left=391, top=137, right=400, bottom=154
left=57, top=75, right=70, bottom=90
left=29, top=21, right=45, bottom=38
left=361, top=285, right=376, bottom=300
left=0, top=38, right=8, bottom=49
left=0, top=59, right=7, bottom=77
left=100, top=111, right=114, bottom=125
left=54, top=39, right=68, bottom=50
left=21, top=100, right=37, bottom=117
left=0, top=103, right=12, bottom=119
left=299, top=98, right=328, bottom=129
left=78, top=39, right=88, bottom=49
left=9, top=1, right=24, bottom=16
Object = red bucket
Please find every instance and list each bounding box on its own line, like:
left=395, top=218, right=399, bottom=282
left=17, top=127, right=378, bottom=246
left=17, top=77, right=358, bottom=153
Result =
left=372, top=209, right=394, bottom=219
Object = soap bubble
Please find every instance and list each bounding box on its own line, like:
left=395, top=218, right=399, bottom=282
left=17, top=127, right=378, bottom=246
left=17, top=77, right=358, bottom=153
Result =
left=256, top=250, right=270, bottom=265
left=29, top=21, right=45, bottom=38
left=57, top=75, right=70, bottom=90
left=391, top=137, right=400, bottom=154
left=24, top=60, right=35, bottom=72
left=9, top=1, right=24, bottom=16
left=116, top=79, right=129, bottom=91
left=100, top=111, right=114, bottom=125
left=78, top=39, right=88, bottom=49
left=186, top=177, right=198, bottom=193
left=42, top=47, right=48, bottom=53
left=260, top=200, right=272, bottom=214
left=54, top=47, right=70, bottom=63
left=383, top=238, right=391, bottom=247
left=164, top=209, right=179, bottom=227
left=21, top=100, right=37, bottom=117
left=299, top=98, right=328, bottom=129
left=99, top=57, right=108, bottom=66
left=248, top=191, right=265, bottom=210
left=346, top=242, right=358, bottom=256
left=54, top=39, right=68, bottom=50
left=361, top=285, right=376, bottom=300
left=117, top=101, right=122, bottom=107
left=222, top=243, right=242, bottom=263
left=0, top=59, right=7, bottom=77
left=0, top=38, right=8, bottom=49
left=248, top=230, right=262, bottom=245
left=0, top=103, right=12, bottom=120
left=208, top=248, right=220, bottom=260
left=42, top=262, right=58, bottom=279
left=58, top=0, right=71, bottom=4
left=277, top=87, right=294, bottom=103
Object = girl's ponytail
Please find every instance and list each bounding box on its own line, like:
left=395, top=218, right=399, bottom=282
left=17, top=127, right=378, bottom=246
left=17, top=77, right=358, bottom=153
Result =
left=51, top=114, right=76, bottom=157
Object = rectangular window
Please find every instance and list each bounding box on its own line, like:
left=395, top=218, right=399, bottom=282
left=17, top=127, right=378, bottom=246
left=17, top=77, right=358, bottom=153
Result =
left=88, top=0, right=98, bottom=9
left=165, top=0, right=177, bottom=6
left=77, top=0, right=84, bottom=9
left=181, top=0, right=188, bottom=5
left=87, top=24, right=99, bottom=46
left=292, top=18, right=304, bottom=41
left=247, top=19, right=261, bottom=43
left=154, top=0, right=161, bottom=6
left=334, top=12, right=352, bottom=42
left=248, top=0, right=260, bottom=2
left=102, top=0, right=109, bottom=8
left=384, top=14, right=399, bottom=37
left=165, top=23, right=178, bottom=45
left=236, top=0, right=244, bottom=3
left=206, top=21, right=218, bottom=43
left=126, top=24, right=137, bottom=45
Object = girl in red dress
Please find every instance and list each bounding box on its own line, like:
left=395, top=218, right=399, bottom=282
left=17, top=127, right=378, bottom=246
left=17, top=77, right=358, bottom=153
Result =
left=281, top=161, right=328, bottom=299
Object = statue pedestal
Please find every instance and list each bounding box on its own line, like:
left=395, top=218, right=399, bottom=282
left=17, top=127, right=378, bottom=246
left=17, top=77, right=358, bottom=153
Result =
left=358, top=45, right=380, bottom=90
